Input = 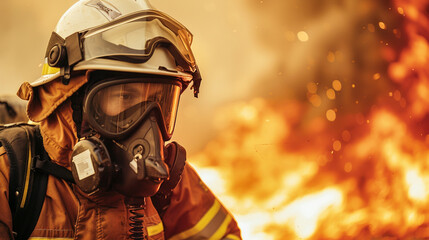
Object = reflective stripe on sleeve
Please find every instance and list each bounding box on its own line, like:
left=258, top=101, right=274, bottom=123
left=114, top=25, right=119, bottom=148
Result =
left=147, top=221, right=164, bottom=236
left=209, top=214, right=232, bottom=240
left=169, top=199, right=233, bottom=240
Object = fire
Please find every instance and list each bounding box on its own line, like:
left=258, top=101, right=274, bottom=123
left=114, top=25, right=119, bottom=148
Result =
left=189, top=0, right=429, bottom=239
left=193, top=104, right=429, bottom=239
left=405, top=169, right=427, bottom=202
left=271, top=188, right=343, bottom=239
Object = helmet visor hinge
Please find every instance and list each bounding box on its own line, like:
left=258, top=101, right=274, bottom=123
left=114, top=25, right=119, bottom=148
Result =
left=45, top=31, right=84, bottom=85
left=65, top=32, right=84, bottom=66
left=62, top=32, right=84, bottom=85
left=45, top=32, right=65, bottom=59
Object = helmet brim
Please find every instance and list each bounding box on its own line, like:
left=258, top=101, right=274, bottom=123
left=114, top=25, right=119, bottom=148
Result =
left=74, top=58, right=193, bottom=81
left=31, top=58, right=193, bottom=87
left=31, top=72, right=62, bottom=87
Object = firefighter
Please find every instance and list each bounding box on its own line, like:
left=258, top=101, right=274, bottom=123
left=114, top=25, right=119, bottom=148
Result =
left=0, top=0, right=241, bottom=239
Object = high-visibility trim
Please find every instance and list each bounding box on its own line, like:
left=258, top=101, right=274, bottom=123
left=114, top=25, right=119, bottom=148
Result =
left=209, top=214, right=232, bottom=240
left=223, top=234, right=241, bottom=240
left=41, top=63, right=60, bottom=75
left=147, top=221, right=164, bottom=236
left=29, top=238, right=74, bottom=240
left=169, top=200, right=221, bottom=240
left=187, top=204, right=228, bottom=240
left=20, top=136, right=32, bottom=208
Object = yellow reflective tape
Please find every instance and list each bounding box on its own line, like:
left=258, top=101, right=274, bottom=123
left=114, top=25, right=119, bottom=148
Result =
left=20, top=137, right=32, bottom=208
left=41, top=63, right=49, bottom=75
left=224, top=233, right=241, bottom=240
left=147, top=222, right=164, bottom=236
left=29, top=238, right=73, bottom=240
left=209, top=214, right=232, bottom=240
left=42, top=63, right=60, bottom=75
left=169, top=200, right=221, bottom=240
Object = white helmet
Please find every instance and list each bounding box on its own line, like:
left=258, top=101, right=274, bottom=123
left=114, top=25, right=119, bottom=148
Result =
left=34, top=0, right=202, bottom=97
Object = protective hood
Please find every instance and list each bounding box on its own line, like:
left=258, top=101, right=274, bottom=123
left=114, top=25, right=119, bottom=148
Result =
left=17, top=75, right=88, bottom=168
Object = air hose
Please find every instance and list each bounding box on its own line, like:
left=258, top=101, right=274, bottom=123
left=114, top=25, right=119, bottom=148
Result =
left=127, top=199, right=147, bottom=240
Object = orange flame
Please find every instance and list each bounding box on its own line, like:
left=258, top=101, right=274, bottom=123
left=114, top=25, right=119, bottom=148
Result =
left=190, top=0, right=429, bottom=239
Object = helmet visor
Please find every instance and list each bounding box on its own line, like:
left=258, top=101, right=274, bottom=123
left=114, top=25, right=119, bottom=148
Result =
left=82, top=10, right=196, bottom=72
left=84, top=78, right=181, bottom=138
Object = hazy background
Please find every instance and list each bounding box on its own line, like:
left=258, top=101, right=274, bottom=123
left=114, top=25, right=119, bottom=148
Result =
left=2, top=0, right=429, bottom=239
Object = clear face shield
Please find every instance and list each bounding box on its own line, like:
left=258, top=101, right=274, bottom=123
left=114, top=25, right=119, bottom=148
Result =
left=84, top=76, right=182, bottom=139
left=81, top=10, right=196, bottom=72
left=43, top=9, right=202, bottom=96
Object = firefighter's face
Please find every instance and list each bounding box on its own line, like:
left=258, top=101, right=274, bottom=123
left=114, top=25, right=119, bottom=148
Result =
left=99, top=83, right=161, bottom=116
left=84, top=76, right=181, bottom=138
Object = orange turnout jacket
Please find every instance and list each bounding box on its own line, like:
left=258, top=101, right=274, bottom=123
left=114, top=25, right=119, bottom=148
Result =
left=0, top=76, right=241, bottom=239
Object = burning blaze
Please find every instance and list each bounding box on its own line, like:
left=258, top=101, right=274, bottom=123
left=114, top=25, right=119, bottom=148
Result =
left=194, top=103, right=429, bottom=239
left=189, top=0, right=429, bottom=239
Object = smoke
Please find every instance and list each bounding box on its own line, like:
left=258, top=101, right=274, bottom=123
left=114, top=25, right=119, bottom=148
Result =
left=0, top=1, right=76, bottom=96
left=2, top=1, right=429, bottom=238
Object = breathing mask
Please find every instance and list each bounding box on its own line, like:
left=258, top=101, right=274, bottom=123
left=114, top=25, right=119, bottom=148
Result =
left=71, top=73, right=183, bottom=197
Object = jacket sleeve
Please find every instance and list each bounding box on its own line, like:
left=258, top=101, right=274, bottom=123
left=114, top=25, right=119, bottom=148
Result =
left=0, top=146, right=15, bottom=239
left=161, top=163, right=241, bottom=240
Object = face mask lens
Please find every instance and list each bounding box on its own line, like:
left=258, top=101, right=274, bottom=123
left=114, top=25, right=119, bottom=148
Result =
left=86, top=79, right=181, bottom=137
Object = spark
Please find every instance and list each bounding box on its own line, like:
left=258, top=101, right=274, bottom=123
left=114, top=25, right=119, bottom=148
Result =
left=326, top=89, right=336, bottom=100
left=307, top=82, right=318, bottom=94
left=297, top=31, right=309, bottom=42
left=326, top=109, right=336, bottom=121
left=333, top=140, right=341, bottom=151
left=344, top=162, right=352, bottom=173
left=373, top=73, right=381, bottom=80
left=332, top=80, right=342, bottom=91
left=309, top=94, right=322, bottom=107
left=397, top=7, right=405, bottom=15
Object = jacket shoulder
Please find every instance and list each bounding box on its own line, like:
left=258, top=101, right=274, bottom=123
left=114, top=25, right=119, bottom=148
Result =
left=162, top=164, right=242, bottom=239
